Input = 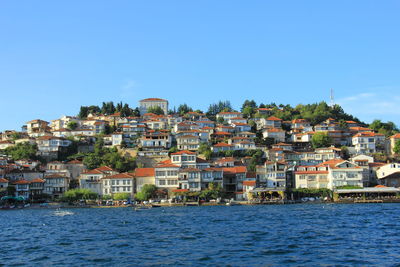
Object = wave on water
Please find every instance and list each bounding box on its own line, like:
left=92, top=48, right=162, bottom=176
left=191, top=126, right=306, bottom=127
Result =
left=53, top=210, right=74, bottom=217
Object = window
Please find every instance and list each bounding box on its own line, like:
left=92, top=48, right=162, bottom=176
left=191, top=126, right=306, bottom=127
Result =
left=159, top=180, right=166, bottom=186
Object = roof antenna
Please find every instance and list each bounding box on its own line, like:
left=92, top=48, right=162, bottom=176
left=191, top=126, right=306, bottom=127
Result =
left=330, top=88, right=335, bottom=107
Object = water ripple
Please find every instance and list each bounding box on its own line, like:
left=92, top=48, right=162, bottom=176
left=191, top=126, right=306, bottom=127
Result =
left=2, top=204, right=400, bottom=266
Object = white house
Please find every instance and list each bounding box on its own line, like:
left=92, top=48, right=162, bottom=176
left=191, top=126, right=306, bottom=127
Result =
left=102, top=173, right=135, bottom=198
left=139, top=98, right=169, bottom=115
left=352, top=132, right=385, bottom=154
left=262, top=128, right=285, bottom=143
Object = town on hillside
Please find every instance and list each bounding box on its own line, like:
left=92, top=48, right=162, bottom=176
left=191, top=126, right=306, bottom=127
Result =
left=1, top=98, right=400, bottom=205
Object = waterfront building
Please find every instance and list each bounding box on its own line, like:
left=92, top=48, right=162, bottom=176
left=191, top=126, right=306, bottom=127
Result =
left=256, top=161, right=287, bottom=188
left=44, top=174, right=70, bottom=199
left=376, top=163, right=400, bottom=187
left=295, top=159, right=364, bottom=189
left=102, top=173, right=135, bottom=198
left=134, top=168, right=155, bottom=192
left=79, top=166, right=118, bottom=196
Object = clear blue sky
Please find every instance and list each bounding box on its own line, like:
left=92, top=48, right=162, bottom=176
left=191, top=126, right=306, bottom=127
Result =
left=1, top=0, right=400, bottom=131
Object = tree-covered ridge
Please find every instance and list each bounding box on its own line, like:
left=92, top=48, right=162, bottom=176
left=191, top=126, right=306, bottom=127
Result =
left=75, top=99, right=399, bottom=136
left=240, top=100, right=363, bottom=126
left=78, top=101, right=140, bottom=119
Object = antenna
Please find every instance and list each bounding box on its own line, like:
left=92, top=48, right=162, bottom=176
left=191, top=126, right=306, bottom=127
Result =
left=330, top=88, right=335, bottom=107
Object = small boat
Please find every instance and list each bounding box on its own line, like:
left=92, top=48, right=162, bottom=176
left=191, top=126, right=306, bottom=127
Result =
left=133, top=205, right=152, bottom=211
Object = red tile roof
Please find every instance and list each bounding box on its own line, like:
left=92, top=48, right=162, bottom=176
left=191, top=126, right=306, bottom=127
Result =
left=0, top=178, right=9, bottom=183
left=223, top=166, right=247, bottom=174
left=140, top=98, right=167, bottom=102
left=134, top=168, right=155, bottom=177
left=31, top=178, right=45, bottom=183
left=213, top=143, right=233, bottom=147
left=243, top=180, right=256, bottom=186
left=103, top=173, right=134, bottom=179
left=14, top=180, right=30, bottom=185
left=171, top=150, right=196, bottom=155
left=267, top=116, right=282, bottom=121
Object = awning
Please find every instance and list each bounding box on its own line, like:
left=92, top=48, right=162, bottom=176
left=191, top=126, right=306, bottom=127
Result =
left=335, top=187, right=400, bottom=194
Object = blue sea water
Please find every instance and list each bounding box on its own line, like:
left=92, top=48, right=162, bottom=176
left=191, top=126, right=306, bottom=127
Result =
left=1, top=204, right=400, bottom=266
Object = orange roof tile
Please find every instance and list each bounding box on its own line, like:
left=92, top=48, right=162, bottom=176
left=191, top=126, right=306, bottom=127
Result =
left=103, top=173, right=134, bottom=179
left=267, top=116, right=282, bottom=121
left=243, top=180, right=256, bottom=186
left=134, top=168, right=155, bottom=177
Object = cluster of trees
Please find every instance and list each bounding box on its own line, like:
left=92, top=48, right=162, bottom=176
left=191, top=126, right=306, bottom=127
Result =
left=206, top=100, right=234, bottom=121
left=71, top=137, right=136, bottom=172
left=4, top=142, right=38, bottom=161
left=62, top=188, right=98, bottom=202
left=369, top=119, right=399, bottom=137
left=147, top=106, right=164, bottom=115
left=311, top=132, right=333, bottom=149
left=135, top=184, right=157, bottom=201
left=199, top=183, right=224, bottom=200
left=75, top=99, right=369, bottom=130
left=198, top=143, right=212, bottom=160
left=78, top=101, right=140, bottom=119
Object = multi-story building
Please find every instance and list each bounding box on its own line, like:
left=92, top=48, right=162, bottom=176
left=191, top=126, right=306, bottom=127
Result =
left=295, top=159, right=364, bottom=189
left=352, top=132, right=385, bottom=154
left=102, top=173, right=135, bottom=198
left=139, top=98, right=168, bottom=115
left=256, top=161, right=287, bottom=188
left=79, top=166, right=118, bottom=196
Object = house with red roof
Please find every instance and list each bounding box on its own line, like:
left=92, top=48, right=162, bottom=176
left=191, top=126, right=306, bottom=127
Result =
left=255, top=116, right=282, bottom=130
left=211, top=142, right=234, bottom=153
left=216, top=111, right=243, bottom=121
left=389, top=133, right=400, bottom=155
left=352, top=132, right=386, bottom=154
left=134, top=168, right=155, bottom=192
left=262, top=128, right=286, bottom=143
left=101, top=173, right=135, bottom=197
left=256, top=161, right=287, bottom=188
left=139, top=98, right=168, bottom=115
left=295, top=159, right=364, bottom=189
left=79, top=166, right=118, bottom=196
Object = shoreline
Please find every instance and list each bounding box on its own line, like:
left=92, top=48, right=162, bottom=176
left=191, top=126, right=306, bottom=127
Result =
left=3, top=199, right=400, bottom=210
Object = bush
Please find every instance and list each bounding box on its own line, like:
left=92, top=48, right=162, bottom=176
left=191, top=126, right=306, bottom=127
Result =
left=135, top=184, right=157, bottom=201
left=113, top=193, right=131, bottom=200
left=62, top=189, right=98, bottom=202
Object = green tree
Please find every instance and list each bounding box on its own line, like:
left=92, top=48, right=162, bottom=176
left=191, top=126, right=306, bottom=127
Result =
left=113, top=193, right=131, bottom=200
left=199, top=183, right=224, bottom=200
left=168, top=146, right=179, bottom=155
left=177, top=104, right=193, bottom=116
left=242, top=106, right=255, bottom=119
left=10, top=132, right=21, bottom=140
left=394, top=140, right=400, bottom=154
left=4, top=142, right=38, bottom=160
left=132, top=107, right=141, bottom=117
left=311, top=132, right=333, bottom=149
left=135, top=184, right=157, bottom=201
left=62, top=189, right=98, bottom=202
left=78, top=105, right=101, bottom=119
left=340, top=146, right=350, bottom=160
left=67, top=121, right=78, bottom=130
left=147, top=106, right=164, bottom=115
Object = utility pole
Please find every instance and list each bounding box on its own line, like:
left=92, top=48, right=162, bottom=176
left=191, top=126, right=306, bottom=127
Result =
left=330, top=88, right=335, bottom=107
